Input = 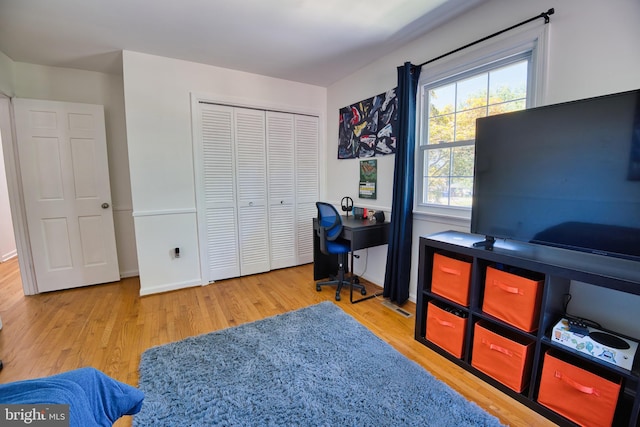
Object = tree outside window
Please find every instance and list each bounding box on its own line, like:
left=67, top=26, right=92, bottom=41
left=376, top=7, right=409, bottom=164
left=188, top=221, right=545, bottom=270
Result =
left=419, top=59, right=529, bottom=208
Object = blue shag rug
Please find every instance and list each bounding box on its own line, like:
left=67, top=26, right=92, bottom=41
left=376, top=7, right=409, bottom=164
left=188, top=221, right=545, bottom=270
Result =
left=134, top=301, right=504, bottom=426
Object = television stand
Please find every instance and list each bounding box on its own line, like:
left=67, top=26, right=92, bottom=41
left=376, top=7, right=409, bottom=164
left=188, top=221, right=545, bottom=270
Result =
left=415, top=231, right=640, bottom=426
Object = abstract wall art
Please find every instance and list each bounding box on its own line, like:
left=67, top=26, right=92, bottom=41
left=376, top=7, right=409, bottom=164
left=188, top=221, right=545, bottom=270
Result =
left=338, top=88, right=398, bottom=159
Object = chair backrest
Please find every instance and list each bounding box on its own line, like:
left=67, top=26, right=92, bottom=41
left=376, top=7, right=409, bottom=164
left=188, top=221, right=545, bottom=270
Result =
left=316, top=202, right=343, bottom=254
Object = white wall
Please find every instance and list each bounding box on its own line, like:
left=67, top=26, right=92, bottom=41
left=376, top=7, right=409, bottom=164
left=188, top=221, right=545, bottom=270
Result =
left=326, top=0, right=640, bottom=334
left=0, top=51, right=14, bottom=97
left=0, top=54, right=18, bottom=262
left=121, top=51, right=326, bottom=295
left=9, top=62, right=139, bottom=277
left=0, top=99, right=17, bottom=262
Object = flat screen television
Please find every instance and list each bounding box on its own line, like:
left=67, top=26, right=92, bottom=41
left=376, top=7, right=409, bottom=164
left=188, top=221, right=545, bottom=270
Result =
left=471, top=89, right=640, bottom=261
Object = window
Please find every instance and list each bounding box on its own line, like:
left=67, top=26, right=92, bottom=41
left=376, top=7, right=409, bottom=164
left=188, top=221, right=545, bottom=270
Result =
left=420, top=57, right=529, bottom=208
left=414, top=25, right=547, bottom=219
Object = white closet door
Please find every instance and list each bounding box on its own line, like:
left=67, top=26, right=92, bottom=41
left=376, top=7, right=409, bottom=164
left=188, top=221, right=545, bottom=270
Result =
left=266, top=112, right=296, bottom=269
left=234, top=108, right=270, bottom=275
left=295, top=115, right=319, bottom=264
left=200, top=104, right=240, bottom=281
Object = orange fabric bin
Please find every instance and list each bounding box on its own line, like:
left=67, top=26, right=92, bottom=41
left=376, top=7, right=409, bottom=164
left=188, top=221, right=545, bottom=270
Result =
left=482, top=266, right=543, bottom=332
left=538, top=352, right=621, bottom=427
left=431, top=253, right=471, bottom=306
left=471, top=321, right=534, bottom=392
left=426, top=301, right=467, bottom=359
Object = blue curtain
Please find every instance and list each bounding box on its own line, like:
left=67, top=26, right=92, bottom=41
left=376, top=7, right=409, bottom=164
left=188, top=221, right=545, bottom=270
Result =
left=383, top=62, right=421, bottom=304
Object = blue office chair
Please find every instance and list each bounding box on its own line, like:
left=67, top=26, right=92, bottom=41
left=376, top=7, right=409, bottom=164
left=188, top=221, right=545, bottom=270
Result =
left=316, top=202, right=366, bottom=301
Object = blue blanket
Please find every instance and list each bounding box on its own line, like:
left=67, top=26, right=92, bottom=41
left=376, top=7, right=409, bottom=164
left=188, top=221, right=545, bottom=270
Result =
left=0, top=367, right=144, bottom=426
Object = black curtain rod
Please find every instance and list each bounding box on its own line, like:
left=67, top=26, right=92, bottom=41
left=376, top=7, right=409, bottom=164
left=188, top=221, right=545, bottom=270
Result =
left=416, top=8, right=554, bottom=68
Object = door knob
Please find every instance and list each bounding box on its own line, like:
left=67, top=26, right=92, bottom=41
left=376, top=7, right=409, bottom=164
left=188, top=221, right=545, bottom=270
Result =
left=101, top=203, right=110, bottom=209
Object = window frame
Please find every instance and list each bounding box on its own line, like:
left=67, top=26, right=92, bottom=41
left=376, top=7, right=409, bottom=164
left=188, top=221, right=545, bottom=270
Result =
left=413, top=23, right=549, bottom=223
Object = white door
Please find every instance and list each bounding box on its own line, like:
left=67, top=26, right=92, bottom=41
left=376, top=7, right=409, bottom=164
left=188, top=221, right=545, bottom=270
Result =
left=266, top=112, right=296, bottom=269
left=234, top=108, right=270, bottom=275
left=13, top=99, right=120, bottom=292
left=196, top=104, right=269, bottom=280
left=295, top=115, right=319, bottom=264
left=198, top=103, right=241, bottom=281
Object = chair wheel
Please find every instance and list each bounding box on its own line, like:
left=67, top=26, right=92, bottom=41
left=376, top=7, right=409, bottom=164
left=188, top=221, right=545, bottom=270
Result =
left=335, top=293, right=341, bottom=301
left=361, top=288, right=367, bottom=295
left=316, top=285, right=321, bottom=292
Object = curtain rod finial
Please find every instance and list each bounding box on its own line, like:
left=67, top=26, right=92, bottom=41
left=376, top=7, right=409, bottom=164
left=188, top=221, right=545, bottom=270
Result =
left=542, top=8, right=554, bottom=23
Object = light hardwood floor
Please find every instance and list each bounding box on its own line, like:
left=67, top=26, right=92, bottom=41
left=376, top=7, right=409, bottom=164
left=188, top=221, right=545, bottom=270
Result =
left=0, top=257, right=555, bottom=426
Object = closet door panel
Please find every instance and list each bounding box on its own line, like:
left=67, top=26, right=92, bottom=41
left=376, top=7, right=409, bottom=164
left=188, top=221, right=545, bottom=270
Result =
left=266, top=112, right=295, bottom=202
left=267, top=112, right=296, bottom=269
left=234, top=108, right=270, bottom=275
left=266, top=203, right=295, bottom=269
left=295, top=115, right=319, bottom=204
left=295, top=115, right=319, bottom=264
left=237, top=204, right=270, bottom=275
left=200, top=104, right=240, bottom=280
left=296, top=202, right=316, bottom=264
left=206, top=208, right=239, bottom=279
left=234, top=108, right=267, bottom=205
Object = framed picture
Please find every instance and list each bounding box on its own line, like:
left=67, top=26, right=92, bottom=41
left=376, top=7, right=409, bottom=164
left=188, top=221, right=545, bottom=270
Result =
left=359, top=159, right=377, bottom=199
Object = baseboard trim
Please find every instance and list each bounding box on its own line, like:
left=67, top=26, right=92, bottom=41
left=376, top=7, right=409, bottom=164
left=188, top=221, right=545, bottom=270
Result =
left=139, top=278, right=203, bottom=296
left=119, top=269, right=139, bottom=279
left=1, top=250, right=17, bottom=262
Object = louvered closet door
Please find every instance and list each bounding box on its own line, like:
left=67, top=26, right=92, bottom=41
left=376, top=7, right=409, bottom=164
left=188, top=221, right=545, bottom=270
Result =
left=234, top=108, right=270, bottom=276
left=295, top=115, right=319, bottom=264
left=200, top=104, right=241, bottom=281
left=266, top=112, right=296, bottom=269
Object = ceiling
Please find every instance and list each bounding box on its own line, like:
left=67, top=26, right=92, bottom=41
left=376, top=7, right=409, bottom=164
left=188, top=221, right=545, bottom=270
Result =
left=0, top=0, right=484, bottom=87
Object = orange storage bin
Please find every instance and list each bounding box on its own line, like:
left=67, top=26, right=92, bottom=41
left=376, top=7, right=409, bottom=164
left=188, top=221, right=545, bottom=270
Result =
left=538, top=352, right=621, bottom=427
left=431, top=253, right=471, bottom=306
left=471, top=321, right=534, bottom=392
left=482, top=266, right=543, bottom=332
left=426, top=300, right=467, bottom=359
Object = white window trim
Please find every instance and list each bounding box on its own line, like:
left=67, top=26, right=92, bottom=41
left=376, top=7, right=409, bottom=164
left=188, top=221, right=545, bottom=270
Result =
left=413, top=21, right=549, bottom=224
